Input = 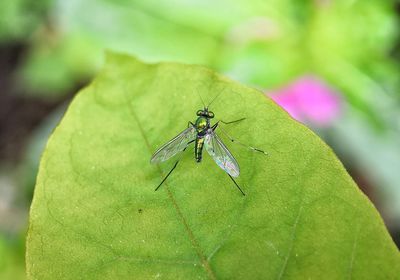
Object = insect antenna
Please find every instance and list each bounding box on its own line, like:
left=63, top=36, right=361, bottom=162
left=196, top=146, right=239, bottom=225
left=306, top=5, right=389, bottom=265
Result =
left=207, top=89, right=225, bottom=109
left=195, top=88, right=206, bottom=107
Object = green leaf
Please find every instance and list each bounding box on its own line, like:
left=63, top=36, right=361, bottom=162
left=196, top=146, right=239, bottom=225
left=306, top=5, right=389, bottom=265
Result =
left=27, top=52, right=399, bottom=279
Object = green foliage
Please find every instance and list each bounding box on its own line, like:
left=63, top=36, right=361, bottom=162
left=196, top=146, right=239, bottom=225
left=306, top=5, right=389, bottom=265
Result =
left=21, top=0, right=399, bottom=107
left=0, top=236, right=26, bottom=280
left=18, top=0, right=400, bottom=134
left=26, top=53, right=399, bottom=279
left=0, top=0, right=52, bottom=41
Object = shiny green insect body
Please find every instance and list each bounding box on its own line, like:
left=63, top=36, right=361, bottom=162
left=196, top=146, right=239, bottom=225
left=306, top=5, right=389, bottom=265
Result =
left=150, top=105, right=266, bottom=196
left=194, top=108, right=214, bottom=163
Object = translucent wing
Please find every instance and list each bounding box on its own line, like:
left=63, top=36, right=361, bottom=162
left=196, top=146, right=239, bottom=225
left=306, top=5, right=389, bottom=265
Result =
left=151, top=125, right=196, bottom=164
left=204, top=130, right=240, bottom=177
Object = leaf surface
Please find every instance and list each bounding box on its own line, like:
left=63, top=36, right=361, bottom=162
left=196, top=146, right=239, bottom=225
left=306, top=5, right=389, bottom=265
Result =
left=26, top=53, right=400, bottom=279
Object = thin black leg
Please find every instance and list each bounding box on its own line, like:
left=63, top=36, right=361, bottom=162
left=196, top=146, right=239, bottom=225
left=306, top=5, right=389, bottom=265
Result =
left=220, top=118, right=246, bottom=125
left=228, top=174, right=246, bottom=196
left=217, top=125, right=268, bottom=155
left=155, top=160, right=180, bottom=191
left=154, top=143, right=192, bottom=191
left=211, top=122, right=219, bottom=130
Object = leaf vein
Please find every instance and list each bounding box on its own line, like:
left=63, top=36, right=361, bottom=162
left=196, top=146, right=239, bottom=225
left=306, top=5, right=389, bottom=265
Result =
left=347, top=223, right=361, bottom=280
left=277, top=200, right=304, bottom=280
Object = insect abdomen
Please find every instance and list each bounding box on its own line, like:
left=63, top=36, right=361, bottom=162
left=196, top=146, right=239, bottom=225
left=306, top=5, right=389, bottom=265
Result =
left=195, top=137, right=204, bottom=162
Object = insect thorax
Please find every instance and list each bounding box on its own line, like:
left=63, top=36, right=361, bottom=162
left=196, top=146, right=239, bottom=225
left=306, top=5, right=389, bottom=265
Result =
left=195, top=116, right=209, bottom=134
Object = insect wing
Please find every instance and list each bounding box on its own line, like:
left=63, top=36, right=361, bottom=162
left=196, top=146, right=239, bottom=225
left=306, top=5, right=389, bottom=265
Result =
left=204, top=130, right=240, bottom=177
left=151, top=125, right=196, bottom=164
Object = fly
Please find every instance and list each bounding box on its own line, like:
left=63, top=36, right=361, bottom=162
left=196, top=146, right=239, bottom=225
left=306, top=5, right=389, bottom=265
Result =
left=150, top=94, right=267, bottom=196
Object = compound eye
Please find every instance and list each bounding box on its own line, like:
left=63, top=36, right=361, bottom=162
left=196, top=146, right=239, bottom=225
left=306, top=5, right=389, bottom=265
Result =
left=208, top=112, right=214, bottom=118
left=196, top=110, right=203, bottom=116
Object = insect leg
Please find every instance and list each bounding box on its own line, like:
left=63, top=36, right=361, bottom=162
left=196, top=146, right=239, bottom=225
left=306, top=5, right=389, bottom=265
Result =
left=188, top=121, right=195, bottom=128
left=220, top=118, right=246, bottom=125
left=228, top=174, right=246, bottom=196
left=217, top=125, right=268, bottom=155
left=154, top=140, right=194, bottom=191
left=211, top=118, right=245, bottom=131
left=155, top=160, right=179, bottom=191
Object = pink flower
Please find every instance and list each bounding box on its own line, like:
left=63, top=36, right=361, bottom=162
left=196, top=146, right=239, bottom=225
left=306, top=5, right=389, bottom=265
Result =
left=268, top=76, right=342, bottom=127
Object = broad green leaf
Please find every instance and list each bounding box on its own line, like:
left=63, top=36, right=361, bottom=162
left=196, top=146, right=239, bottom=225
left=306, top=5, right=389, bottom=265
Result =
left=27, top=53, right=399, bottom=279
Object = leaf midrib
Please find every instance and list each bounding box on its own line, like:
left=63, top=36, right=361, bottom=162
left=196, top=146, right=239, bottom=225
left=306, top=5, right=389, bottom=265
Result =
left=126, top=100, right=217, bottom=280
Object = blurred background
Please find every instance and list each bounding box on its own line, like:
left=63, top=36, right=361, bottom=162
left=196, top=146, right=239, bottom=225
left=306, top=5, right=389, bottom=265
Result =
left=0, top=0, right=399, bottom=278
